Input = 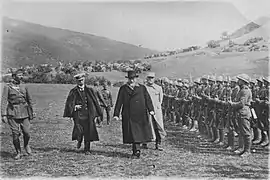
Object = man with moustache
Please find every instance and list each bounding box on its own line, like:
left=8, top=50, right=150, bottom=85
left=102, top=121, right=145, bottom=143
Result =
left=63, top=72, right=102, bottom=155
left=143, top=72, right=166, bottom=151
left=1, top=69, right=34, bottom=160
left=113, top=70, right=155, bottom=158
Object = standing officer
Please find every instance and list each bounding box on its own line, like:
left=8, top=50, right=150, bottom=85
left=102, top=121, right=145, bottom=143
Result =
left=63, top=72, right=102, bottom=155
left=228, top=74, right=252, bottom=157
left=113, top=70, right=155, bottom=158
left=144, top=72, right=166, bottom=151
left=1, top=69, right=34, bottom=160
left=100, top=82, right=114, bottom=125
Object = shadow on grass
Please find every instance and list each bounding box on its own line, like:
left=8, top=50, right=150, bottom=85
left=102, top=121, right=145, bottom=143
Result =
left=96, top=143, right=131, bottom=149
left=32, top=146, right=131, bottom=158
left=0, top=151, right=14, bottom=159
left=205, top=164, right=269, bottom=179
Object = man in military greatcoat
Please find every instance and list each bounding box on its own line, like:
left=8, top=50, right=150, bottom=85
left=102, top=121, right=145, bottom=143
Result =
left=63, top=72, right=102, bottom=155
left=113, top=70, right=155, bottom=158
left=1, top=69, right=34, bottom=160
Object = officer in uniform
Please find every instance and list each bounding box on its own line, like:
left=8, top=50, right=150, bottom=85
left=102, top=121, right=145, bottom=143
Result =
left=100, top=82, right=114, bottom=125
left=1, top=69, right=34, bottom=160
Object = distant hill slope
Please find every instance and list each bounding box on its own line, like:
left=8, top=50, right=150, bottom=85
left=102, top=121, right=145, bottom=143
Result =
left=229, top=22, right=260, bottom=39
left=2, top=17, right=158, bottom=69
left=149, top=51, right=269, bottom=79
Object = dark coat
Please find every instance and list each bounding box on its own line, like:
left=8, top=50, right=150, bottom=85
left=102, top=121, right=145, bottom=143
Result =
left=113, top=83, right=155, bottom=144
left=63, top=86, right=102, bottom=142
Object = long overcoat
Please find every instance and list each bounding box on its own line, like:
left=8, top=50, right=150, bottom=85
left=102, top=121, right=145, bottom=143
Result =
left=63, top=86, right=102, bottom=142
left=113, top=83, right=155, bottom=144
left=145, top=83, right=167, bottom=139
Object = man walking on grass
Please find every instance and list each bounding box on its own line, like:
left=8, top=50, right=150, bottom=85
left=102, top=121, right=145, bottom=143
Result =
left=1, top=69, right=34, bottom=160
left=63, top=72, right=102, bottom=155
left=113, top=70, right=155, bottom=158
left=143, top=72, right=166, bottom=151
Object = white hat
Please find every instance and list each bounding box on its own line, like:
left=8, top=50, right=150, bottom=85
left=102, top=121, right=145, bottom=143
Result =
left=146, top=72, right=156, bottom=78
left=74, top=71, right=86, bottom=80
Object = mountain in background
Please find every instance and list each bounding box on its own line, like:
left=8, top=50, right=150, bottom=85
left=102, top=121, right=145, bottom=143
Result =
left=2, top=17, right=158, bottom=69
left=229, top=16, right=270, bottom=40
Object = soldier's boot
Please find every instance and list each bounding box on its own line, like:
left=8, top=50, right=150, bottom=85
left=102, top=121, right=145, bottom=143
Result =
left=13, top=139, right=22, bottom=160
left=239, top=136, right=251, bottom=157
left=84, top=141, right=91, bottom=155
left=224, top=130, right=234, bottom=150
left=218, top=129, right=225, bottom=146
left=190, top=120, right=198, bottom=132
left=142, top=143, right=148, bottom=149
left=252, top=128, right=262, bottom=144
left=206, top=126, right=213, bottom=141
left=260, top=131, right=269, bottom=146
left=23, top=133, right=31, bottom=155
left=234, top=135, right=244, bottom=154
left=212, top=128, right=220, bottom=143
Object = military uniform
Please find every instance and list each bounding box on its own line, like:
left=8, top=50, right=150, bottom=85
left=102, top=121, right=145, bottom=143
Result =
left=230, top=74, right=252, bottom=156
left=1, top=80, right=34, bottom=159
left=100, top=88, right=113, bottom=125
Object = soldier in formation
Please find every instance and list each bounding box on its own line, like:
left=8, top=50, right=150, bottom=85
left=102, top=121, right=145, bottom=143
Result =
left=159, top=73, right=269, bottom=157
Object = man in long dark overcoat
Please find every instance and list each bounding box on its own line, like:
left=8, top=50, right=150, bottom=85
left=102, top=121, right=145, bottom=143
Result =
left=113, top=70, right=155, bottom=158
left=63, top=72, right=102, bottom=155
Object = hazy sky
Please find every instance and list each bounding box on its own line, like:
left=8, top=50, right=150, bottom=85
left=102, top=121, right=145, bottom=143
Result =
left=2, top=0, right=270, bottom=51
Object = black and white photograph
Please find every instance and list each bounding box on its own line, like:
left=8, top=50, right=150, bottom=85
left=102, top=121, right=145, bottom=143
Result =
left=0, top=0, right=269, bottom=179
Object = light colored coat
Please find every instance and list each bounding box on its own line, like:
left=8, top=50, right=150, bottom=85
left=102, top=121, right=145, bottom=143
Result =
left=145, top=83, right=166, bottom=139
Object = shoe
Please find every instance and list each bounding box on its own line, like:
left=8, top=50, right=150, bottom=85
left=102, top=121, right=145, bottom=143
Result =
left=14, top=152, right=22, bottom=160
left=141, top=144, right=148, bottom=149
left=182, top=125, right=188, bottom=129
left=190, top=128, right=196, bottom=132
left=24, top=145, right=32, bottom=155
left=155, top=146, right=164, bottom=151
left=77, top=141, right=82, bottom=149
left=252, top=139, right=262, bottom=145
left=226, top=146, right=233, bottom=151
left=239, top=151, right=251, bottom=157
left=260, top=140, right=269, bottom=147
left=131, top=150, right=140, bottom=158
left=85, top=151, right=91, bottom=155
left=234, top=148, right=244, bottom=154
left=213, top=139, right=220, bottom=144
left=218, top=142, right=224, bottom=146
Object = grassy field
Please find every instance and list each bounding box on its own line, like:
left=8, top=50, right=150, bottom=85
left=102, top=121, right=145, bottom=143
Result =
left=0, top=84, right=269, bottom=179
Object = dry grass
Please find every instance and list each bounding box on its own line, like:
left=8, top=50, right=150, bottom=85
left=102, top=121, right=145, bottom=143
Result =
left=0, top=84, right=269, bottom=179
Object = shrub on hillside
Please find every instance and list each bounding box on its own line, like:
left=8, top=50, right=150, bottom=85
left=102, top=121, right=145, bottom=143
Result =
left=113, top=81, right=125, bottom=87
left=244, top=37, right=263, bottom=46
left=207, top=40, right=220, bottom=48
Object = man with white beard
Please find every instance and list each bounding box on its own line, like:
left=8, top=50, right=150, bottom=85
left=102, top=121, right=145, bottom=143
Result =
left=143, top=72, right=167, bottom=151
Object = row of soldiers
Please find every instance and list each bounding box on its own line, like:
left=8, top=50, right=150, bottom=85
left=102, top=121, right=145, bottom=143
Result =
left=155, top=74, right=269, bottom=156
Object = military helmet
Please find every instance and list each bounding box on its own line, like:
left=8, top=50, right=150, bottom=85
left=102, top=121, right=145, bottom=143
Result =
left=249, top=78, right=257, bottom=84
left=177, top=78, right=182, bottom=82
left=201, top=75, right=208, bottom=80
left=194, top=78, right=201, bottom=84
left=183, top=79, right=189, bottom=84
left=223, top=76, right=230, bottom=83
left=216, top=76, right=223, bottom=82
left=208, top=75, right=216, bottom=82
left=263, top=76, right=270, bottom=83
left=231, top=76, right=238, bottom=82
left=256, top=76, right=264, bottom=83
left=237, top=73, right=250, bottom=83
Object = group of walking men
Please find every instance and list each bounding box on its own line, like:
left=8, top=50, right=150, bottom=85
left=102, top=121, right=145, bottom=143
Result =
left=1, top=69, right=166, bottom=159
left=159, top=74, right=269, bottom=157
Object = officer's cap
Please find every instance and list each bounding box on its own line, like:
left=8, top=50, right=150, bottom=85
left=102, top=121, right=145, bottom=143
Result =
left=74, top=71, right=86, bottom=80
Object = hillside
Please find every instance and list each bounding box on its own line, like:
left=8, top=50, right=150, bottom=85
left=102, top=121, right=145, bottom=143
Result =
left=2, top=17, right=158, bottom=69
left=229, top=22, right=260, bottom=39
left=148, top=51, right=269, bottom=79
